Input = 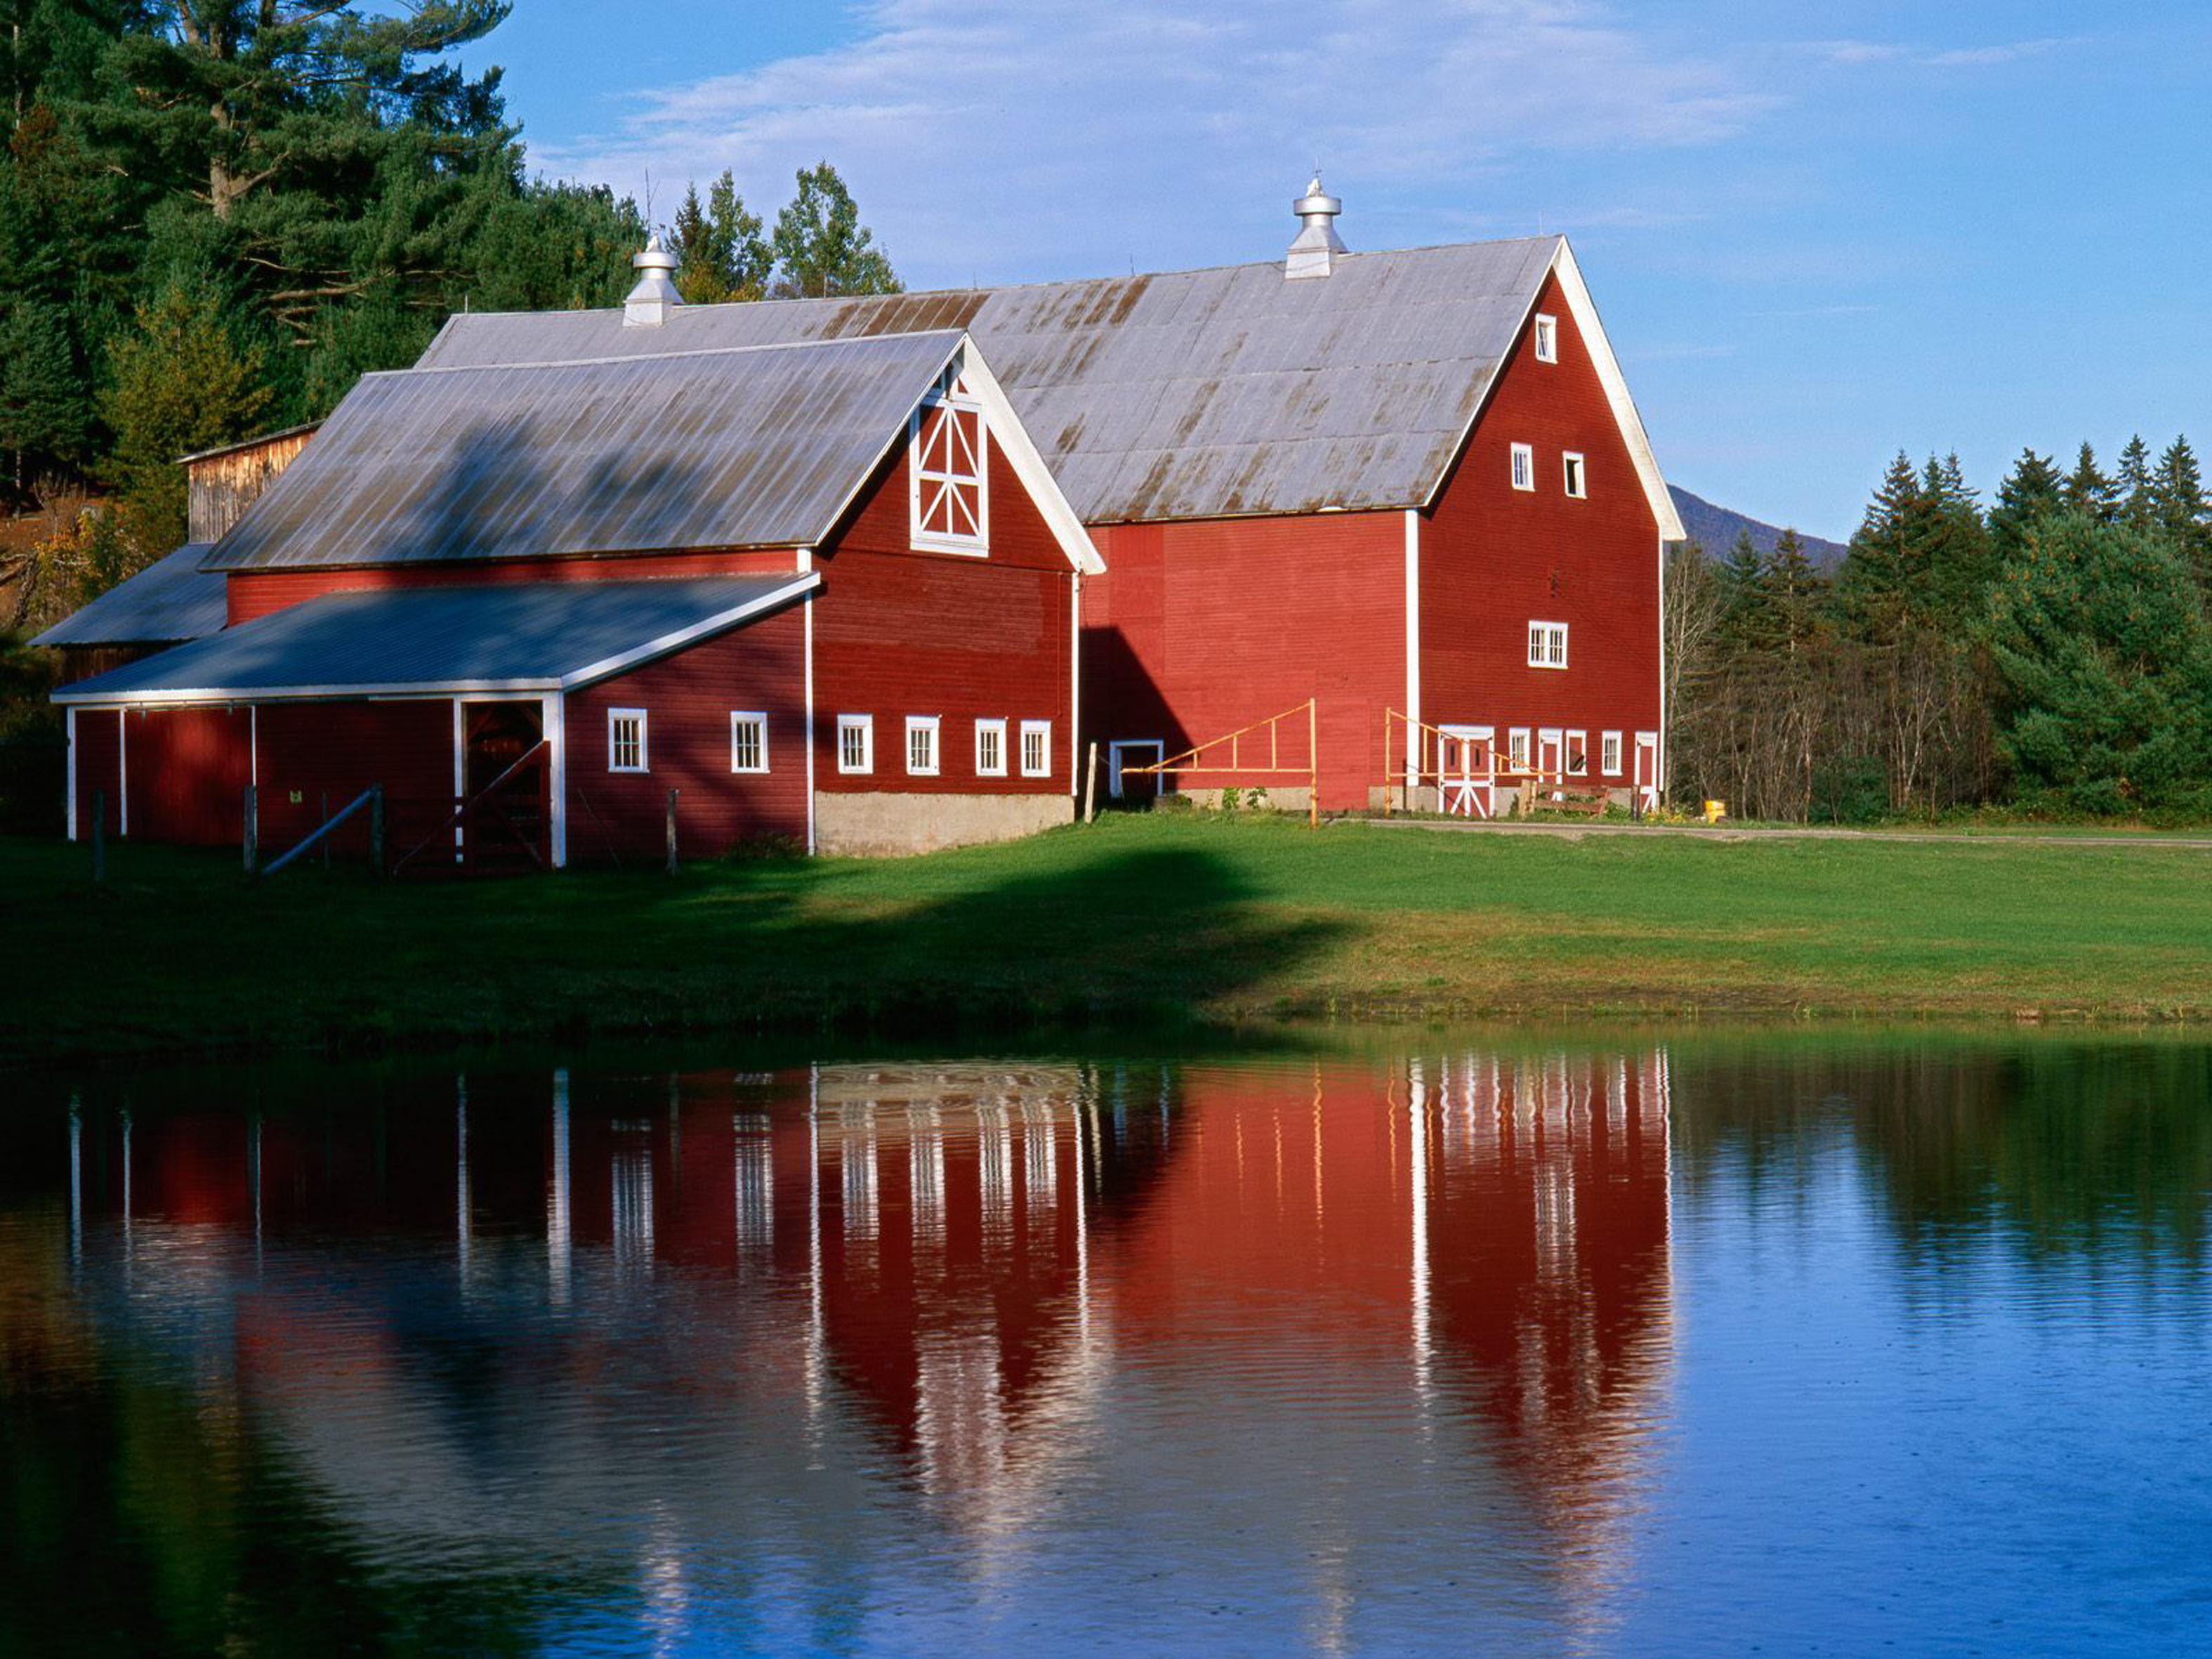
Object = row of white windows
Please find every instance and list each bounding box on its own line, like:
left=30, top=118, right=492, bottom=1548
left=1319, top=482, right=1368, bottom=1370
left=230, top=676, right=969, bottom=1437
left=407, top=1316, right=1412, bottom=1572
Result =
left=838, top=714, right=1051, bottom=778
left=1510, top=443, right=1585, bottom=497
left=1490, top=728, right=1625, bottom=776
left=606, top=709, right=1051, bottom=778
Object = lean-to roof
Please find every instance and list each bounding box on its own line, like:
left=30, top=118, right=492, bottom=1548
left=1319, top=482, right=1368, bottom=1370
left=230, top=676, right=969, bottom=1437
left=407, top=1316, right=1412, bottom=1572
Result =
left=31, top=544, right=228, bottom=647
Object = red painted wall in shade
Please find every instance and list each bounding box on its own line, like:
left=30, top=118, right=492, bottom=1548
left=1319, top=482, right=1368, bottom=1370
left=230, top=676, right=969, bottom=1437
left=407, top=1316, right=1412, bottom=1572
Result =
left=810, top=426, right=1077, bottom=796
left=565, top=598, right=808, bottom=863
left=1081, top=511, right=1406, bottom=811
left=1419, top=270, right=1663, bottom=779
left=70, top=709, right=119, bottom=840
left=254, top=698, right=453, bottom=855
left=123, top=707, right=251, bottom=845
left=227, top=548, right=799, bottom=624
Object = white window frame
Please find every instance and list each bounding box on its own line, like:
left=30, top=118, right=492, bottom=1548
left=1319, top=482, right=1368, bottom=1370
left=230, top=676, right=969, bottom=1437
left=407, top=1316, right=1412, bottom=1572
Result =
left=1508, top=727, right=1531, bottom=770
left=1510, top=442, right=1535, bottom=492
left=1528, top=620, right=1569, bottom=669
left=607, top=707, right=648, bottom=773
left=909, top=368, right=989, bottom=556
left=905, top=715, right=941, bottom=777
left=836, top=714, right=874, bottom=776
left=1601, top=730, right=1623, bottom=776
left=1566, top=729, right=1588, bottom=776
left=1562, top=452, right=1586, bottom=499
left=729, top=711, right=768, bottom=774
left=974, top=718, right=1008, bottom=778
left=1020, top=720, right=1053, bottom=779
left=1534, top=313, right=1558, bottom=364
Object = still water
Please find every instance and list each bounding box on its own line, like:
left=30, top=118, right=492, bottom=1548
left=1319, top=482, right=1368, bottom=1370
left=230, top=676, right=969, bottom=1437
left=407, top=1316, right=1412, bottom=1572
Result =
left=4, top=1036, right=2209, bottom=1656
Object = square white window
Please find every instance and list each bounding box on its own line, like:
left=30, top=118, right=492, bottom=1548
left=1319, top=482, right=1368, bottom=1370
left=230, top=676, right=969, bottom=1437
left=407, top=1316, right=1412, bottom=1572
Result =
left=1563, top=452, right=1586, bottom=499
left=837, top=714, right=874, bottom=775
left=607, top=708, right=647, bottom=773
left=1020, top=720, right=1052, bottom=778
left=910, top=367, right=989, bottom=555
left=1528, top=621, right=1568, bottom=669
left=975, top=718, right=1008, bottom=777
left=730, top=712, right=768, bottom=774
left=1567, top=730, right=1588, bottom=775
left=1510, top=442, right=1535, bottom=492
left=905, top=716, right=941, bottom=776
left=1534, top=313, right=1558, bottom=364
left=1601, top=731, right=1623, bottom=775
left=1508, top=728, right=1531, bottom=769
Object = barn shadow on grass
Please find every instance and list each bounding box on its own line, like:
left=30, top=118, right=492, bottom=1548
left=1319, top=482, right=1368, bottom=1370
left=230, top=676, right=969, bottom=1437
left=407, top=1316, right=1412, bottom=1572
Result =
left=617, top=839, right=1348, bottom=1035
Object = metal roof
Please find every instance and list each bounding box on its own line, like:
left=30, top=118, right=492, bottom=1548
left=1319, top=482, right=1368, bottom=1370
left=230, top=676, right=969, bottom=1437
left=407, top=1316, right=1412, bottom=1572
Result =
left=417, top=240, right=1567, bottom=524
left=204, top=331, right=965, bottom=572
left=30, top=544, right=228, bottom=647
left=55, top=574, right=815, bottom=704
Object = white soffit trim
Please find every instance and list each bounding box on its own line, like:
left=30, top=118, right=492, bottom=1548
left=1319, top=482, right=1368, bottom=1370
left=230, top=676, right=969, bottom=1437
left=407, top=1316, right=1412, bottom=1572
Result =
left=952, top=341, right=1105, bottom=575
left=558, top=572, right=820, bottom=689
left=1547, top=240, right=1685, bottom=541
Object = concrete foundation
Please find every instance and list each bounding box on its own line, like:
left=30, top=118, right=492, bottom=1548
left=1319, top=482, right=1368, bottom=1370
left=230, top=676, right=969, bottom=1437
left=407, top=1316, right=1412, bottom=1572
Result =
left=813, top=792, right=1074, bottom=856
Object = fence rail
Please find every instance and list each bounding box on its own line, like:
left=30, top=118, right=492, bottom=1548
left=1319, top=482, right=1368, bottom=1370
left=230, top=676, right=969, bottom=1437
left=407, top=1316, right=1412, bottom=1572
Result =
left=1122, top=699, right=1321, bottom=827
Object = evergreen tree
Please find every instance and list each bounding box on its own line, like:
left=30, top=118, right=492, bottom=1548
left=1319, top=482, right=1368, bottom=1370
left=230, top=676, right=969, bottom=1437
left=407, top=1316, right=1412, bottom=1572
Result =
left=2062, top=441, right=2119, bottom=523
left=1921, top=451, right=1994, bottom=615
left=0, top=296, right=87, bottom=488
left=2150, top=435, right=2212, bottom=583
left=1716, top=527, right=1772, bottom=649
left=1988, top=447, right=2065, bottom=558
left=101, top=280, right=269, bottom=555
left=770, top=162, right=899, bottom=299
left=2116, top=434, right=2156, bottom=530
left=669, top=170, right=770, bottom=304
left=1767, top=527, right=1828, bottom=653
left=1836, top=451, right=1925, bottom=629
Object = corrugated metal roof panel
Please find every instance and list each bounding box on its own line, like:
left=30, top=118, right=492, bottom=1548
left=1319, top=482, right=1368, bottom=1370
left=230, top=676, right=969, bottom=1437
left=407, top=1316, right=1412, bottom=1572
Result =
left=55, top=575, right=811, bottom=702
left=414, top=240, right=1562, bottom=523
left=205, top=331, right=964, bottom=571
left=30, top=544, right=228, bottom=647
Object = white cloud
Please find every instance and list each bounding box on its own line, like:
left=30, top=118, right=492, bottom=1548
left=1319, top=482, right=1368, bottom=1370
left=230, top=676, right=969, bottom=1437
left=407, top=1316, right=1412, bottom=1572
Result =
left=533, top=0, right=1775, bottom=286
left=1810, top=36, right=2081, bottom=70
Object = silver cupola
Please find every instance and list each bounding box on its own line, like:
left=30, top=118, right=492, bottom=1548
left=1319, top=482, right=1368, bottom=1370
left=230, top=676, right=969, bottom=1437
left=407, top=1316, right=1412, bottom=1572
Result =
left=624, top=233, right=683, bottom=327
left=1285, top=173, right=1347, bottom=280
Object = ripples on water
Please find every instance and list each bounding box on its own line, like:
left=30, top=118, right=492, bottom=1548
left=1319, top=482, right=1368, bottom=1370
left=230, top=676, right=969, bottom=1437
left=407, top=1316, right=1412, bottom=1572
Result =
left=3, top=1039, right=2210, bottom=1655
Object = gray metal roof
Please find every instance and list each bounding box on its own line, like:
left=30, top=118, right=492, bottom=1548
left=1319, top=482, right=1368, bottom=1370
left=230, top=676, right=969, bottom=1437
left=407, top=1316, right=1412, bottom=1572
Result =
left=55, top=574, right=815, bottom=704
left=31, top=544, right=228, bottom=647
left=416, top=240, right=1567, bottom=524
left=204, top=331, right=964, bottom=571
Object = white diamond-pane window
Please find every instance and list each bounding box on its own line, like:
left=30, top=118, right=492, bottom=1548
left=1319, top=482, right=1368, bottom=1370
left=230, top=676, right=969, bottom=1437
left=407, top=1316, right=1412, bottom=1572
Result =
left=911, top=372, right=988, bottom=553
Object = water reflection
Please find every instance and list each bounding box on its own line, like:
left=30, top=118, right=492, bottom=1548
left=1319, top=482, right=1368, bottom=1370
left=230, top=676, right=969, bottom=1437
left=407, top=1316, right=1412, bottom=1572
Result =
left=8, top=1038, right=2210, bottom=1655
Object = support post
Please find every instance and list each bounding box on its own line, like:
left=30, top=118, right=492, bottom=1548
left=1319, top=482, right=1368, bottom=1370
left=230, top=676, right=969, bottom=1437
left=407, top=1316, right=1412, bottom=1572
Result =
left=1084, top=741, right=1099, bottom=825
left=665, top=787, right=679, bottom=875
left=242, top=784, right=257, bottom=874
left=91, top=790, right=105, bottom=886
left=1383, top=709, right=1393, bottom=818
left=369, top=785, right=386, bottom=877
left=1308, top=698, right=1319, bottom=829
left=320, top=791, right=330, bottom=870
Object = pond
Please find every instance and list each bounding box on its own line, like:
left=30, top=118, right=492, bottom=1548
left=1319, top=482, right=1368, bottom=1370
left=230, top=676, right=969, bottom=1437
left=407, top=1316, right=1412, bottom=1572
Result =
left=4, top=1033, right=2209, bottom=1655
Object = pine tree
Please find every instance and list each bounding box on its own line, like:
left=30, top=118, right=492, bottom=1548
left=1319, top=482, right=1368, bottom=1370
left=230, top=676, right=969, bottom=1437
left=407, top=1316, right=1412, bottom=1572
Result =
left=770, top=162, right=900, bottom=299
left=1767, top=527, right=1828, bottom=655
left=2062, top=441, right=2119, bottom=523
left=1836, top=451, right=1924, bottom=630
left=1988, top=448, right=2065, bottom=558
left=2116, top=434, right=2156, bottom=530
left=0, top=296, right=87, bottom=491
left=669, top=171, right=771, bottom=304
left=2150, top=436, right=2212, bottom=584
left=1921, top=452, right=1995, bottom=614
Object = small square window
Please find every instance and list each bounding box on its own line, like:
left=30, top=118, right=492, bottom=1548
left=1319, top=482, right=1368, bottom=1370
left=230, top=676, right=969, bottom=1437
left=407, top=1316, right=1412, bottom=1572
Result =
left=1020, top=720, right=1052, bottom=778
left=1601, top=731, right=1623, bottom=775
left=730, top=712, right=768, bottom=773
left=1510, top=442, right=1534, bottom=492
left=975, top=718, right=1007, bottom=777
left=607, top=709, right=647, bottom=773
left=1534, top=313, right=1558, bottom=363
left=905, top=716, right=940, bottom=776
left=1563, top=452, right=1586, bottom=499
left=1527, top=621, right=1568, bottom=669
left=837, top=714, right=873, bottom=775
left=1567, top=730, right=1587, bottom=775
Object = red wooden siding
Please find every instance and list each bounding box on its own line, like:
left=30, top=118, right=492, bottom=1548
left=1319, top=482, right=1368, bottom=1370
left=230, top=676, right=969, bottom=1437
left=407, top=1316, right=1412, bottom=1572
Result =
left=254, top=699, right=452, bottom=855
left=228, top=548, right=801, bottom=624
left=1419, top=270, right=1662, bottom=765
left=810, top=426, right=1076, bottom=796
left=565, top=599, right=808, bottom=863
left=123, top=707, right=251, bottom=845
left=70, top=709, right=120, bottom=840
left=1081, top=511, right=1406, bottom=811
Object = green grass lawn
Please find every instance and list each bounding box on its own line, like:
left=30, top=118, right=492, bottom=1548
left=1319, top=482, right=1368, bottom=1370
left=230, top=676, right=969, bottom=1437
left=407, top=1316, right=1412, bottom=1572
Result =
left=5, top=812, right=2210, bottom=1068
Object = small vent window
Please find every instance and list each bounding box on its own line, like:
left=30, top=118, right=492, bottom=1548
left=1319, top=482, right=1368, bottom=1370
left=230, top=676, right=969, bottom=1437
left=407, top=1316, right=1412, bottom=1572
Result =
left=1563, top=452, right=1586, bottom=498
left=1534, top=314, right=1558, bottom=363
left=1510, top=443, right=1534, bottom=492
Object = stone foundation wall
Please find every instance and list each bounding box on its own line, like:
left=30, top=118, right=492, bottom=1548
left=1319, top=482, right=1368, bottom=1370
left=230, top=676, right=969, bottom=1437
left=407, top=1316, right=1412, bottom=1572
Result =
left=813, top=792, right=1072, bottom=857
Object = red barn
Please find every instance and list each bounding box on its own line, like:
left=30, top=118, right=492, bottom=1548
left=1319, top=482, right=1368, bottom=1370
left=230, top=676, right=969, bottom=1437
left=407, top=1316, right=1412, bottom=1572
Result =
left=57, top=314, right=1100, bottom=863
left=411, top=181, right=1684, bottom=815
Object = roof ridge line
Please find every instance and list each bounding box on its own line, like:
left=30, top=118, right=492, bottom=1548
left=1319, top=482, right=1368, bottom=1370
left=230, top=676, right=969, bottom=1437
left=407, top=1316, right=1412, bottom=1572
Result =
left=367, top=328, right=968, bottom=378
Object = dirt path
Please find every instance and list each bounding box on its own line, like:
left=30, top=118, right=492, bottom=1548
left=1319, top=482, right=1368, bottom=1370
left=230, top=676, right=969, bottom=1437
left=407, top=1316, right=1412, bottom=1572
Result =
left=1342, top=817, right=2212, bottom=851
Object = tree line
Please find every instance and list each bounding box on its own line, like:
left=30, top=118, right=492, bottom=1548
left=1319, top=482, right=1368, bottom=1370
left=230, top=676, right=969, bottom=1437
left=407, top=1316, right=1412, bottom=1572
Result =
left=1667, top=437, right=2212, bottom=820
left=0, top=1, right=899, bottom=636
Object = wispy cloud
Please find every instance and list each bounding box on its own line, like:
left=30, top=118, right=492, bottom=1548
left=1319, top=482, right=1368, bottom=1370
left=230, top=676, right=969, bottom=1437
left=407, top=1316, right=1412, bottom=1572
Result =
left=1748, top=303, right=1880, bottom=320
left=535, top=0, right=1778, bottom=284
left=1810, top=36, right=2082, bottom=70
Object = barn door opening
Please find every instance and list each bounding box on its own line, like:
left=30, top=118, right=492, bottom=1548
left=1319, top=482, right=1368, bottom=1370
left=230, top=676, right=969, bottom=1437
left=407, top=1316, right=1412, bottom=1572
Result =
left=1110, top=740, right=1166, bottom=803
left=462, top=701, right=547, bottom=871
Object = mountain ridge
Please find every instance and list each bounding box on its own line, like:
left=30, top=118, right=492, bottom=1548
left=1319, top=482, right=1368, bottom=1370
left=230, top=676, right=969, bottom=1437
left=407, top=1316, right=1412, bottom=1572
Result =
left=1669, top=486, right=1848, bottom=568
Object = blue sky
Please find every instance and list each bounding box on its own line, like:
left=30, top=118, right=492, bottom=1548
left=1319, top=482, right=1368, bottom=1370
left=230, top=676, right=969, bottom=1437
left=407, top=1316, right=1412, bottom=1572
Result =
left=469, top=1, right=2212, bottom=542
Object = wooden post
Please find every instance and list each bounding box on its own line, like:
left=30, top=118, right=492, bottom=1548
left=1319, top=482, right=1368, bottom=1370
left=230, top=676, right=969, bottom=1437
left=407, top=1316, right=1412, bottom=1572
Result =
left=665, top=787, right=679, bottom=874
left=1383, top=709, right=1393, bottom=818
left=369, top=786, right=386, bottom=877
left=1308, top=697, right=1319, bottom=829
left=320, top=791, right=330, bottom=870
left=1084, top=741, right=1100, bottom=824
left=242, top=784, right=257, bottom=874
left=90, top=789, right=105, bottom=886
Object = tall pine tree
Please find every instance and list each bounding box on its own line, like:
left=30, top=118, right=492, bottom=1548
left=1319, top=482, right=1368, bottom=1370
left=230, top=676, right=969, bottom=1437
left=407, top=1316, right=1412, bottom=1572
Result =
left=2116, top=434, right=2156, bottom=530
left=1989, top=447, right=2065, bottom=558
left=2150, top=436, right=2212, bottom=586
left=2062, top=441, right=2119, bottom=523
left=669, top=171, right=771, bottom=304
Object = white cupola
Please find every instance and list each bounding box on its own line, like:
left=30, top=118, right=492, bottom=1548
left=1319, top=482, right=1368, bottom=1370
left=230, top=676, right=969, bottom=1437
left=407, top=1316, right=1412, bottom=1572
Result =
left=624, top=233, right=683, bottom=327
left=1285, top=174, right=1347, bottom=280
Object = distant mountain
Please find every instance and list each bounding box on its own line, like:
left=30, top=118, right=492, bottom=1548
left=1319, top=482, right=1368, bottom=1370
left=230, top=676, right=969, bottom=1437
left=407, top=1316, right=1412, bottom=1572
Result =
left=1669, top=487, right=1848, bottom=568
